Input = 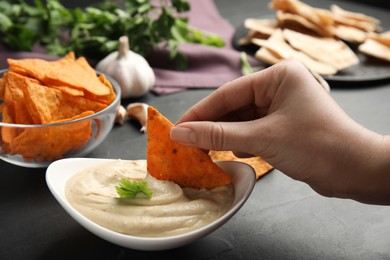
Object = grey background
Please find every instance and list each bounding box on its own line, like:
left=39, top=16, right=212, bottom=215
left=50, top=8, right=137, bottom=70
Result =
left=1, top=0, right=390, bottom=259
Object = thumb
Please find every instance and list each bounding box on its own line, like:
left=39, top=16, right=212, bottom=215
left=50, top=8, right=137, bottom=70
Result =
left=170, top=120, right=264, bottom=154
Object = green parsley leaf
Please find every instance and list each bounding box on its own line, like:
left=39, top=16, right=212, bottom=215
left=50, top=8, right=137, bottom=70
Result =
left=115, top=178, right=153, bottom=199
left=171, top=19, right=225, bottom=48
left=240, top=52, right=254, bottom=75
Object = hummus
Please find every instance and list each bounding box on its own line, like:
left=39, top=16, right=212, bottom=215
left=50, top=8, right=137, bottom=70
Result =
left=65, top=160, right=234, bottom=238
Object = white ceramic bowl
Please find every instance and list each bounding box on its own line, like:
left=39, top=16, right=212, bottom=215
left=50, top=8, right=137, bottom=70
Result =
left=46, top=158, right=256, bottom=251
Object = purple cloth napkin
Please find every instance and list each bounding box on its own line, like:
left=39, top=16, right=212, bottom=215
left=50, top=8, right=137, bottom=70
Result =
left=150, top=0, right=259, bottom=94
left=0, top=0, right=261, bottom=95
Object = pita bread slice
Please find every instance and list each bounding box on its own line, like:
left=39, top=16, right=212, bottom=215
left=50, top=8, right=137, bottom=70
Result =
left=276, top=11, right=333, bottom=37
left=358, top=38, right=390, bottom=62
left=283, top=28, right=359, bottom=70
left=255, top=46, right=283, bottom=65
left=270, top=0, right=332, bottom=26
left=252, top=29, right=337, bottom=75
left=368, top=31, right=390, bottom=47
left=239, top=19, right=276, bottom=45
left=244, top=18, right=277, bottom=36
left=253, top=31, right=284, bottom=65
left=332, top=24, right=368, bottom=43
left=239, top=30, right=266, bottom=45
left=331, top=5, right=380, bottom=32
left=146, top=106, right=232, bottom=190
left=270, top=0, right=334, bottom=35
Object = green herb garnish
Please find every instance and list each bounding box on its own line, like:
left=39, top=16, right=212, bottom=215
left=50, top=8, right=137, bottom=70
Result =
left=115, top=178, right=153, bottom=199
left=240, top=52, right=254, bottom=75
left=0, top=0, right=224, bottom=69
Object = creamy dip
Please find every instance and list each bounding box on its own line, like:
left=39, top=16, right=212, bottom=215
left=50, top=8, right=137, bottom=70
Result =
left=65, top=160, right=234, bottom=238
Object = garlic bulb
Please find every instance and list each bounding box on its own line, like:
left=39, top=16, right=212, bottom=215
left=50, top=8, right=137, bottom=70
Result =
left=96, top=36, right=155, bottom=98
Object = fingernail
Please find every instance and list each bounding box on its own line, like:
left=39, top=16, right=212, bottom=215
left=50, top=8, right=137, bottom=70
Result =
left=170, top=126, right=196, bottom=145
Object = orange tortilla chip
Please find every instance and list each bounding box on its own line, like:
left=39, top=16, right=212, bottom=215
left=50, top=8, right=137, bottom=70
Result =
left=23, top=81, right=105, bottom=124
left=3, top=72, right=35, bottom=124
left=44, top=57, right=110, bottom=97
left=7, top=111, right=93, bottom=162
left=0, top=77, right=5, bottom=99
left=147, top=106, right=232, bottom=190
left=209, top=150, right=273, bottom=180
left=1, top=52, right=115, bottom=162
left=7, top=52, right=112, bottom=98
left=95, top=74, right=117, bottom=105
left=49, top=85, right=85, bottom=97
left=7, top=52, right=75, bottom=82
left=1, top=104, right=19, bottom=148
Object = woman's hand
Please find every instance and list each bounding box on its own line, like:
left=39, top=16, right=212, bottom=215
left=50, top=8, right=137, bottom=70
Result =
left=170, top=59, right=390, bottom=204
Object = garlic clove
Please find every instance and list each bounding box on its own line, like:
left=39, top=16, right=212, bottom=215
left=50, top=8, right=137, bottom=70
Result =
left=115, top=105, right=128, bottom=125
left=126, top=102, right=149, bottom=133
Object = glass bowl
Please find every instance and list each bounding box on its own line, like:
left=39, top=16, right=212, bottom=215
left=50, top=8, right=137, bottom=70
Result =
left=0, top=69, right=121, bottom=168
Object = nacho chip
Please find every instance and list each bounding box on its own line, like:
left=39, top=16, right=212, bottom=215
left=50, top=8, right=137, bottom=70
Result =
left=23, top=80, right=106, bottom=124
left=8, top=111, right=93, bottom=162
left=209, top=150, right=273, bottom=180
left=7, top=52, right=112, bottom=99
left=7, top=52, right=75, bottom=82
left=146, top=106, right=232, bottom=190
left=0, top=77, right=5, bottom=99
left=96, top=74, right=117, bottom=105
left=3, top=72, right=35, bottom=124
left=1, top=52, right=116, bottom=162
left=49, top=85, right=85, bottom=97
left=1, top=104, right=19, bottom=146
left=44, top=58, right=110, bottom=97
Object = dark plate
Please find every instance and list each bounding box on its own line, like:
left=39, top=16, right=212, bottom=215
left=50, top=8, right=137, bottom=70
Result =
left=232, top=23, right=390, bottom=84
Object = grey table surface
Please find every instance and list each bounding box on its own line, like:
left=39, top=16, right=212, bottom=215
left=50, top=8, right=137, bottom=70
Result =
left=1, top=0, right=390, bottom=259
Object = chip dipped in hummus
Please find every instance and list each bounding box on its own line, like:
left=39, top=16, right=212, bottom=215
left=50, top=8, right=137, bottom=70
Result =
left=65, top=159, right=234, bottom=238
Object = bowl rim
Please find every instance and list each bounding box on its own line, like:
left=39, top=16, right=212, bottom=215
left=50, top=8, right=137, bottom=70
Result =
left=0, top=68, right=121, bottom=128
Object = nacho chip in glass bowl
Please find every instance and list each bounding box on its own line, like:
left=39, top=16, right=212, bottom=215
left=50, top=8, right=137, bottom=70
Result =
left=0, top=55, right=121, bottom=168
